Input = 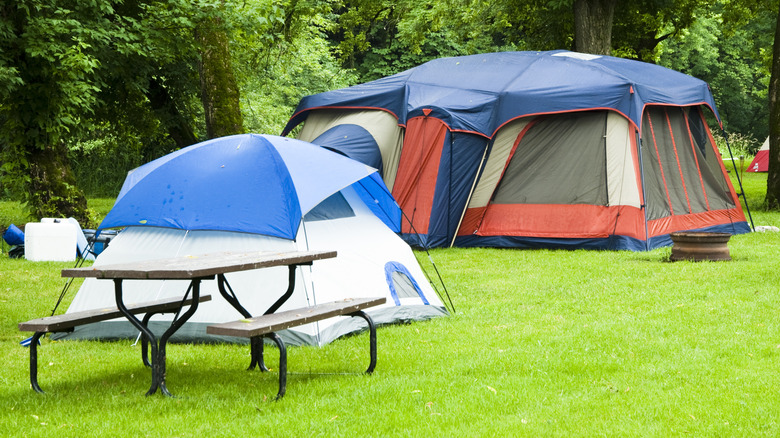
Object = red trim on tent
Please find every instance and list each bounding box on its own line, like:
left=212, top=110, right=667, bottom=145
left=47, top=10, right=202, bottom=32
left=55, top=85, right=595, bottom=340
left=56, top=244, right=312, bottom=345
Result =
left=392, top=116, right=449, bottom=235
left=488, top=107, right=637, bottom=139
left=285, top=102, right=721, bottom=139
left=495, top=120, right=538, bottom=188
left=641, top=102, right=722, bottom=130
left=461, top=204, right=745, bottom=241
left=682, top=108, right=711, bottom=209
left=629, top=128, right=645, bottom=206
left=283, top=106, right=404, bottom=135
left=664, top=109, right=693, bottom=214
left=647, top=110, right=675, bottom=215
left=646, top=207, right=747, bottom=237
left=471, top=204, right=646, bottom=239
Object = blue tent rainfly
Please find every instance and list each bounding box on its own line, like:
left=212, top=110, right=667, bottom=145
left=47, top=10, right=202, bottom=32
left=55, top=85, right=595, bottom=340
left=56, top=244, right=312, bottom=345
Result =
left=99, top=134, right=400, bottom=239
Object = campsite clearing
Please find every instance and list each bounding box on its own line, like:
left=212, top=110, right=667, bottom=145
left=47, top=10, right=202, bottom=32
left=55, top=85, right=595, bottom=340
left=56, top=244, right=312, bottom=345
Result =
left=1, top=172, right=779, bottom=436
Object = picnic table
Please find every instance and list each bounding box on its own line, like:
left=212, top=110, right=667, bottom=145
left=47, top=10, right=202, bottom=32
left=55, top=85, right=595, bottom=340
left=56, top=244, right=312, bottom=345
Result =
left=60, top=250, right=337, bottom=397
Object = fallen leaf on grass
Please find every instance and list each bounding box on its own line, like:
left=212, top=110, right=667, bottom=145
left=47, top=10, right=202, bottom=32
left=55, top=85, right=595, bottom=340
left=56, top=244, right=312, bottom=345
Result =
left=486, top=385, right=497, bottom=394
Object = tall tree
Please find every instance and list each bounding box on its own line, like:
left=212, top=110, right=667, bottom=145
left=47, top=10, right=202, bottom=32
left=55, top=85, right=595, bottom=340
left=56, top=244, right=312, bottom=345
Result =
left=0, top=1, right=218, bottom=220
left=768, top=3, right=780, bottom=208
left=197, top=5, right=244, bottom=138
left=573, top=0, right=617, bottom=54
left=0, top=1, right=119, bottom=223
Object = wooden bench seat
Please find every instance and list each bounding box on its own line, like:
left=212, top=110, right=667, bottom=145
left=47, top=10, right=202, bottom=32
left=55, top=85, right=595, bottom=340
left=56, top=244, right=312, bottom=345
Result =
left=19, top=294, right=211, bottom=393
left=206, top=297, right=386, bottom=400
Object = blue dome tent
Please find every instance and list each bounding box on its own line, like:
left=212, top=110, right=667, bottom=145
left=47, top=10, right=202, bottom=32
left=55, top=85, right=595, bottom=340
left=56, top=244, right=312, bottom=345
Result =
left=60, top=134, right=446, bottom=346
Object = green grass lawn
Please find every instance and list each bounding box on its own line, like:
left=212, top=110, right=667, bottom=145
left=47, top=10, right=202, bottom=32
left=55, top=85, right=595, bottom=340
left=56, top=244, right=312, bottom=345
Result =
left=1, top=173, right=779, bottom=437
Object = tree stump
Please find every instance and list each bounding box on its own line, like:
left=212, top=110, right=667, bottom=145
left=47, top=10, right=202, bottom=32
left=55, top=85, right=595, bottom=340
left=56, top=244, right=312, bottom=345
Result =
left=669, top=232, right=731, bottom=262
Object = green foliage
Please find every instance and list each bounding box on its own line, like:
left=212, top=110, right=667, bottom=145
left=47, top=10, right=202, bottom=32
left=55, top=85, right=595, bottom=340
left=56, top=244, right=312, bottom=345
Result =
left=326, top=0, right=722, bottom=82
left=658, top=4, right=774, bottom=141
left=67, top=135, right=148, bottom=198
left=714, top=131, right=762, bottom=158
left=328, top=0, right=479, bottom=81
left=230, top=0, right=358, bottom=134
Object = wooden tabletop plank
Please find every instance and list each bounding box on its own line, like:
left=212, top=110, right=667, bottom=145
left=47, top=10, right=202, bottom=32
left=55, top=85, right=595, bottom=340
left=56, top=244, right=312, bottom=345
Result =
left=61, top=250, right=337, bottom=280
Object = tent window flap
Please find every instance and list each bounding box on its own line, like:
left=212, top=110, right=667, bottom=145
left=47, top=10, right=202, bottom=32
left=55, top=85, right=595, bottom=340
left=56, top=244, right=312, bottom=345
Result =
left=492, top=111, right=608, bottom=206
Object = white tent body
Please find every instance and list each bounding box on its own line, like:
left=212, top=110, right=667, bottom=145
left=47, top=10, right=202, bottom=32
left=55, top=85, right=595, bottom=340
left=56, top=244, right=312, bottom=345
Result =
left=60, top=187, right=446, bottom=346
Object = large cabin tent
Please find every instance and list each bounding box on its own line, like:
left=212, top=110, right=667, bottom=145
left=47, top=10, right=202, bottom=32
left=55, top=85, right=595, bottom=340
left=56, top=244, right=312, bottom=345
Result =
left=59, top=134, right=446, bottom=346
left=283, top=51, right=751, bottom=250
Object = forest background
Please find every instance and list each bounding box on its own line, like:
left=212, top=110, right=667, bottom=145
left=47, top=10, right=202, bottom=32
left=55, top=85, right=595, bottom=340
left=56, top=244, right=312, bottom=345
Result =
left=0, top=0, right=778, bottom=227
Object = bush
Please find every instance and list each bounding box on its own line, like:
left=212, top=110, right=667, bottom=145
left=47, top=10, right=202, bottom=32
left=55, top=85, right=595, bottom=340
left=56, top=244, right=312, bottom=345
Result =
left=713, top=131, right=761, bottom=158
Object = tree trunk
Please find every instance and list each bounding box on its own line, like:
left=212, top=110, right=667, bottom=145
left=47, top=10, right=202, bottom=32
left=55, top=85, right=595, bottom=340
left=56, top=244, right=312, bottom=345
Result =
left=27, top=142, right=91, bottom=226
left=197, top=18, right=244, bottom=139
left=573, top=0, right=617, bottom=55
left=767, top=4, right=780, bottom=209
left=146, top=78, right=198, bottom=149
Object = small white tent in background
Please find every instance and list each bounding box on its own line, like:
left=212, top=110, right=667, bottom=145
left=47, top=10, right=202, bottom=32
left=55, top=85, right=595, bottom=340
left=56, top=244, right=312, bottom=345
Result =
left=58, top=134, right=447, bottom=346
left=747, top=137, right=769, bottom=172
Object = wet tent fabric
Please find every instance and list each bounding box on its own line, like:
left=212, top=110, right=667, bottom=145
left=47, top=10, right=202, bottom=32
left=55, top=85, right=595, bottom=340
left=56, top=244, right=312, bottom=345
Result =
left=100, top=134, right=392, bottom=239
left=312, top=124, right=384, bottom=176
left=284, top=51, right=750, bottom=250
left=59, top=135, right=445, bottom=346
left=285, top=51, right=721, bottom=136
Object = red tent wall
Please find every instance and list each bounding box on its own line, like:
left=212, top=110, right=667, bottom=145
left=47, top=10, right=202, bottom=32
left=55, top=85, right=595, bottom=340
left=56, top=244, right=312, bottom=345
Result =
left=392, top=116, right=448, bottom=236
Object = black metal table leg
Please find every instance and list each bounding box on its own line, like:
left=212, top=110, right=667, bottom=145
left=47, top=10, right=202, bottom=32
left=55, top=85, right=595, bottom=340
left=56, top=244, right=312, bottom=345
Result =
left=157, top=280, right=202, bottom=396
left=114, top=278, right=203, bottom=396
left=350, top=310, right=377, bottom=374
left=141, top=312, right=153, bottom=368
left=264, top=332, right=287, bottom=400
left=29, top=331, right=46, bottom=393
left=264, top=265, right=299, bottom=315
left=139, top=281, right=196, bottom=368
left=217, top=264, right=304, bottom=373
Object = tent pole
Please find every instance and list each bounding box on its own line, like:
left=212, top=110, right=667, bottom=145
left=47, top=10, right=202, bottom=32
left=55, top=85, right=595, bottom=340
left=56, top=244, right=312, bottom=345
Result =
left=449, top=141, right=490, bottom=248
left=721, top=129, right=755, bottom=230
left=636, top=131, right=651, bottom=251
left=400, top=209, right=456, bottom=314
